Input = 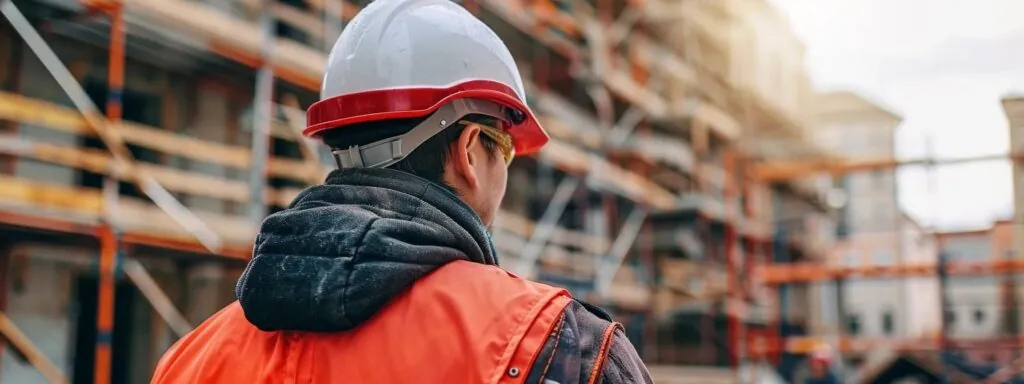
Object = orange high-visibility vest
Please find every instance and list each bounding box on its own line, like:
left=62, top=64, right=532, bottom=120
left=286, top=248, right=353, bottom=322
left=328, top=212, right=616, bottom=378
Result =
left=151, top=260, right=572, bottom=383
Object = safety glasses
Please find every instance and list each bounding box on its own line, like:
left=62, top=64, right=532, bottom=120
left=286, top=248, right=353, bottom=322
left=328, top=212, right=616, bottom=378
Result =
left=459, top=120, right=515, bottom=167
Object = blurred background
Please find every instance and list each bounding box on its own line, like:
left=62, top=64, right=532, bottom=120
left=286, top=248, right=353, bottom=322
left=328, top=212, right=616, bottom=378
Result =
left=0, top=0, right=1022, bottom=383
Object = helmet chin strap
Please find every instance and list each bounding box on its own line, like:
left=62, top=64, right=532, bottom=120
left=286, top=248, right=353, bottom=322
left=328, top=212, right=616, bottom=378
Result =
left=331, top=98, right=510, bottom=169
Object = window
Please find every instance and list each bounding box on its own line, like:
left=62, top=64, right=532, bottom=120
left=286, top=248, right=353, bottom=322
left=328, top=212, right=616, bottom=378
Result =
left=882, top=310, right=895, bottom=335
left=974, top=308, right=986, bottom=325
left=845, top=314, right=861, bottom=335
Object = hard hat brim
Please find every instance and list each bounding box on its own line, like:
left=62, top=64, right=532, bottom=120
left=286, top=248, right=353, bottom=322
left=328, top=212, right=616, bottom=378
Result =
left=305, top=80, right=549, bottom=155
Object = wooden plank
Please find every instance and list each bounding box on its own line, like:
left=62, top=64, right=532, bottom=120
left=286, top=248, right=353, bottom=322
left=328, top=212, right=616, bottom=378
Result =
left=0, top=168, right=103, bottom=215
left=495, top=211, right=608, bottom=254
left=684, top=100, right=741, bottom=141
left=103, top=0, right=679, bottom=208
left=1, top=85, right=676, bottom=211
left=541, top=140, right=677, bottom=209
left=0, top=174, right=616, bottom=266
left=0, top=312, right=70, bottom=384
left=0, top=136, right=296, bottom=207
left=119, top=0, right=325, bottom=87
left=0, top=174, right=258, bottom=248
left=602, top=69, right=668, bottom=119
left=0, top=133, right=616, bottom=256
left=0, top=91, right=319, bottom=184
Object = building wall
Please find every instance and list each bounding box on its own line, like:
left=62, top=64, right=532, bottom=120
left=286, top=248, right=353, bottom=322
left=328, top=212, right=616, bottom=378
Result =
left=828, top=218, right=940, bottom=338
left=814, top=92, right=941, bottom=340
left=895, top=218, right=942, bottom=336
left=1003, top=97, right=1024, bottom=334
left=830, top=231, right=903, bottom=337
left=813, top=96, right=900, bottom=236
left=937, top=222, right=1016, bottom=339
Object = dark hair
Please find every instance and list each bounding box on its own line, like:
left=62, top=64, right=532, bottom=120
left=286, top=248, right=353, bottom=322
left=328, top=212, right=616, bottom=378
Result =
left=320, top=114, right=502, bottom=190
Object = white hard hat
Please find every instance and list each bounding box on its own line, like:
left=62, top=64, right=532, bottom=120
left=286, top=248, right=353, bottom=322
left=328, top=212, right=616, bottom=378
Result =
left=305, top=0, right=549, bottom=168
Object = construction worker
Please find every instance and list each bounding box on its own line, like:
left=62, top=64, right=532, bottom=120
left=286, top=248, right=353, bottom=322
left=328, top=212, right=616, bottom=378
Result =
left=803, top=346, right=839, bottom=384
left=151, top=1, right=652, bottom=383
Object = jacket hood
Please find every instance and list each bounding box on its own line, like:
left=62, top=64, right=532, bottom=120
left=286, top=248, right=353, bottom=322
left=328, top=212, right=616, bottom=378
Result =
left=235, top=168, right=497, bottom=332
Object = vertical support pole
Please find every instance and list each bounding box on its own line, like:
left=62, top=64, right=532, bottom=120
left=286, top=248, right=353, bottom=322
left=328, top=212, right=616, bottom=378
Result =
left=516, top=177, right=580, bottom=277
left=94, top=5, right=124, bottom=383
left=724, top=150, right=744, bottom=371
left=766, top=186, right=784, bottom=365
left=763, top=240, right=779, bottom=364
left=938, top=250, right=952, bottom=383
left=249, top=0, right=275, bottom=224
left=926, top=133, right=952, bottom=383
left=833, top=276, right=846, bottom=377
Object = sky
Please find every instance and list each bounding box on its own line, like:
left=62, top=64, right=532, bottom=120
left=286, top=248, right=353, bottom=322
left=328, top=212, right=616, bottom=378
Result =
left=770, top=0, right=1024, bottom=230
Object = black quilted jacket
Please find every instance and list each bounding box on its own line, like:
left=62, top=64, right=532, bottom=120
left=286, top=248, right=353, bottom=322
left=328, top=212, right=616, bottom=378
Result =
left=235, top=168, right=652, bottom=383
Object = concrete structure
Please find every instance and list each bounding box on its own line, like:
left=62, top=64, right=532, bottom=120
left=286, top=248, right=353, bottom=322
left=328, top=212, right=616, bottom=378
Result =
left=813, top=92, right=940, bottom=342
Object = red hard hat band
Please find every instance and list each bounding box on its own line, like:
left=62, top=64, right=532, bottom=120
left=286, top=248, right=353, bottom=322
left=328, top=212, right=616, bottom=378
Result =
left=305, top=80, right=549, bottom=155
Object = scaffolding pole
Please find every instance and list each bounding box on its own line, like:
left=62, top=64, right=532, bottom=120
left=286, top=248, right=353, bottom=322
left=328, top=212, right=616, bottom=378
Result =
left=249, top=0, right=275, bottom=224
left=595, top=207, right=648, bottom=298
left=515, top=176, right=580, bottom=277
left=94, top=4, right=125, bottom=383
left=0, top=0, right=222, bottom=252
left=724, top=150, right=748, bottom=374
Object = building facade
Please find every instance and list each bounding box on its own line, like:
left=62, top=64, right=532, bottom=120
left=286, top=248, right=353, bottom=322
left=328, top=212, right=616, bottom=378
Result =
left=813, top=91, right=941, bottom=342
left=936, top=220, right=1016, bottom=364
left=1002, top=96, right=1024, bottom=343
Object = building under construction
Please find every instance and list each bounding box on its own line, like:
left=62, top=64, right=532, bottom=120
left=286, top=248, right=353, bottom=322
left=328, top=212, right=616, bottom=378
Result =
left=3, top=0, right=1022, bottom=383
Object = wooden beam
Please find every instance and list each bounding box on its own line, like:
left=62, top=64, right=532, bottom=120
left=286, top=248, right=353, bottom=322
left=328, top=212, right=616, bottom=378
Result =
left=0, top=91, right=319, bottom=184
left=0, top=174, right=258, bottom=249
left=1, top=86, right=676, bottom=211
left=0, top=312, right=69, bottom=384
left=0, top=136, right=296, bottom=207
left=749, top=152, right=1020, bottom=182
left=0, top=172, right=614, bottom=262
left=88, top=1, right=678, bottom=207
left=541, top=140, right=677, bottom=209
left=112, top=0, right=325, bottom=88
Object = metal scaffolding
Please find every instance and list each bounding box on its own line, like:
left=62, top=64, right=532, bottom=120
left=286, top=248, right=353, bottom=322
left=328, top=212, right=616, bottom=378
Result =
left=0, top=0, right=919, bottom=383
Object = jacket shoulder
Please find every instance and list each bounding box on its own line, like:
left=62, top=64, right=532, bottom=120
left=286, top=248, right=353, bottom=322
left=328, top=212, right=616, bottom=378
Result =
left=525, top=299, right=652, bottom=384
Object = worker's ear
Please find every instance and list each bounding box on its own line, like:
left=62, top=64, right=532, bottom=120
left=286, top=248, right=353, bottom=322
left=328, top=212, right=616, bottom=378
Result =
left=450, top=125, right=482, bottom=190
